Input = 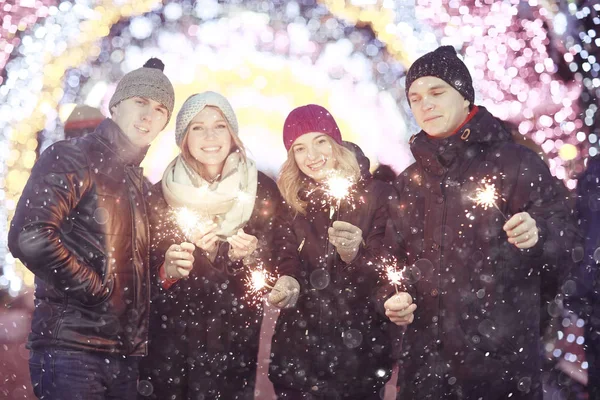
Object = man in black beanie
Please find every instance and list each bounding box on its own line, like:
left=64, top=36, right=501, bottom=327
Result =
left=8, top=58, right=175, bottom=400
left=380, top=46, right=578, bottom=399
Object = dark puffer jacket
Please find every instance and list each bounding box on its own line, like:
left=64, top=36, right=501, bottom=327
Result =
left=388, top=107, right=578, bottom=399
left=8, top=118, right=152, bottom=356
left=139, top=172, right=281, bottom=400
left=269, top=144, right=398, bottom=398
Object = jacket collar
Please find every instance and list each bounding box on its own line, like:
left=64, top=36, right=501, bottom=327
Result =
left=92, top=119, right=149, bottom=166
left=409, top=106, right=512, bottom=177
left=298, top=142, right=371, bottom=214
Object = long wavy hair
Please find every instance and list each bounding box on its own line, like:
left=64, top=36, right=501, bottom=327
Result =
left=180, top=106, right=247, bottom=181
left=278, top=136, right=360, bottom=215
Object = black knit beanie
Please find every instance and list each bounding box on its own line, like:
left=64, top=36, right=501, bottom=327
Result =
left=405, top=46, right=474, bottom=105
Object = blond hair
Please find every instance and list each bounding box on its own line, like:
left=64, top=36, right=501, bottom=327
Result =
left=181, top=106, right=246, bottom=180
left=278, top=137, right=360, bottom=215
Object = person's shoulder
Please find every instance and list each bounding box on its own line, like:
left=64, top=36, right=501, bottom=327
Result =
left=145, top=180, right=171, bottom=212
left=393, top=162, right=421, bottom=188
left=257, top=170, right=277, bottom=187
left=364, top=177, right=393, bottom=196
left=146, top=180, right=165, bottom=200
left=257, top=171, right=280, bottom=196
left=493, top=141, right=547, bottom=168
left=34, top=139, right=90, bottom=174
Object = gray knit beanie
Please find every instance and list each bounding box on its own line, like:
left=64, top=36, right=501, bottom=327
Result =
left=109, top=58, right=175, bottom=124
left=175, top=91, right=239, bottom=147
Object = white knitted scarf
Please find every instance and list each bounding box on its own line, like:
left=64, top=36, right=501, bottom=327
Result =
left=161, top=152, right=258, bottom=240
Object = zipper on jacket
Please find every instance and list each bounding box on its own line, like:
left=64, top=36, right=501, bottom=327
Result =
left=436, top=177, right=449, bottom=399
left=126, top=166, right=139, bottom=354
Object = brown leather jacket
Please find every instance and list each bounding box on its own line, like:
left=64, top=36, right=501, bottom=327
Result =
left=8, top=118, right=151, bottom=356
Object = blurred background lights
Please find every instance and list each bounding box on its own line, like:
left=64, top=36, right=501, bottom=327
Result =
left=0, top=0, right=597, bottom=320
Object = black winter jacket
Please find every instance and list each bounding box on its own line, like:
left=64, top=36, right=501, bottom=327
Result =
left=8, top=119, right=152, bottom=356
left=269, top=144, right=398, bottom=397
left=139, top=171, right=281, bottom=400
left=388, top=107, right=578, bottom=399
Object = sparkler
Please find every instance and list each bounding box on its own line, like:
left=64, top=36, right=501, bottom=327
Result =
left=244, top=264, right=278, bottom=306
left=386, top=265, right=403, bottom=294
left=172, top=207, right=212, bottom=241
left=323, top=171, right=355, bottom=219
left=378, top=255, right=405, bottom=294
left=469, top=181, right=507, bottom=220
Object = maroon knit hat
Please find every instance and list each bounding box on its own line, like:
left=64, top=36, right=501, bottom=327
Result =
left=283, top=104, right=343, bottom=151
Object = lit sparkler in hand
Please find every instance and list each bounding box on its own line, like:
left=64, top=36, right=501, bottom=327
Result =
left=469, top=180, right=507, bottom=220
left=173, top=207, right=211, bottom=240
left=244, top=265, right=277, bottom=306
left=323, top=171, right=355, bottom=219
left=386, top=265, right=403, bottom=294
left=378, top=256, right=405, bottom=294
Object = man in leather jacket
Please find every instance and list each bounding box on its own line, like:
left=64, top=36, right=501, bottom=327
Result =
left=8, top=58, right=174, bottom=400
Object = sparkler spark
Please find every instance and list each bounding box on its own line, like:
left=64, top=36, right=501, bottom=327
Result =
left=249, top=269, right=274, bottom=292
left=244, top=265, right=277, bottom=306
left=322, top=171, right=355, bottom=219
left=173, top=207, right=211, bottom=240
left=377, top=256, right=404, bottom=294
left=471, top=183, right=499, bottom=210
left=385, top=266, right=403, bottom=294
left=469, top=180, right=507, bottom=220
left=324, top=174, right=354, bottom=201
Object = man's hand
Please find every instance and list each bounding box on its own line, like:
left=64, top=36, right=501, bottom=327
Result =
left=328, top=221, right=363, bottom=263
left=385, top=292, right=417, bottom=326
left=503, top=212, right=539, bottom=249
left=164, top=242, right=195, bottom=279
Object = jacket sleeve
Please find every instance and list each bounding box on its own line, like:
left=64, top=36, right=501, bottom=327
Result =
left=373, top=178, right=415, bottom=315
left=146, top=186, right=179, bottom=288
left=566, top=158, right=600, bottom=317
left=241, top=174, right=283, bottom=272
left=7, top=141, right=110, bottom=305
left=505, top=146, right=580, bottom=279
left=272, top=203, right=304, bottom=282
left=344, top=181, right=392, bottom=275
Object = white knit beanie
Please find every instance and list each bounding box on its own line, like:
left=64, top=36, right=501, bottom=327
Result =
left=175, top=91, right=239, bottom=147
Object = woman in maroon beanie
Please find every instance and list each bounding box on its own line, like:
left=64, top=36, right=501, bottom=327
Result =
left=267, top=104, right=398, bottom=399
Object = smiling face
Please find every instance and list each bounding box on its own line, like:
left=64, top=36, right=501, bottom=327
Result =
left=291, top=132, right=337, bottom=182
left=111, top=96, right=168, bottom=148
left=184, top=106, right=233, bottom=179
left=408, top=76, right=470, bottom=139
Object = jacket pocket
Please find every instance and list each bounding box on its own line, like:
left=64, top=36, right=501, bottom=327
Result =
left=81, top=272, right=115, bottom=308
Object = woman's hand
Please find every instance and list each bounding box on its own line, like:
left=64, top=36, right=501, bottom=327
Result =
left=227, top=229, right=258, bottom=261
left=164, top=242, right=195, bottom=279
left=328, top=221, right=363, bottom=263
left=268, top=276, right=300, bottom=309
left=191, top=223, right=219, bottom=254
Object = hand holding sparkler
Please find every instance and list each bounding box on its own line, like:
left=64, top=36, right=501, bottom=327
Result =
left=190, top=223, right=219, bottom=252
left=227, top=228, right=258, bottom=262
left=323, top=171, right=355, bottom=219
left=328, top=221, right=363, bottom=263
left=267, top=275, right=300, bottom=309
left=243, top=265, right=282, bottom=306
left=385, top=265, right=404, bottom=294
left=164, top=242, right=195, bottom=279
left=384, top=292, right=416, bottom=326
left=503, top=211, right=539, bottom=249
